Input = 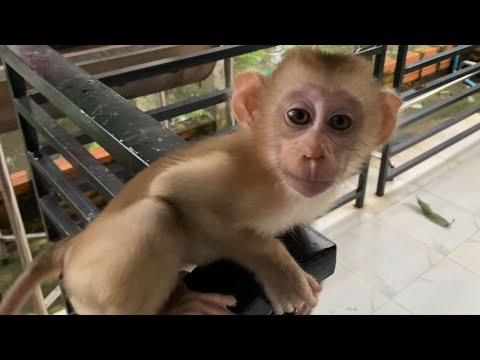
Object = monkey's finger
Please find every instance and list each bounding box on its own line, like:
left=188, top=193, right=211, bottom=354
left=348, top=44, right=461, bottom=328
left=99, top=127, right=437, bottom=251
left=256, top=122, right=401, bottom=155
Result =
left=188, top=292, right=237, bottom=308
left=164, top=294, right=237, bottom=315
left=199, top=304, right=237, bottom=315
left=304, top=290, right=318, bottom=308
left=269, top=298, right=284, bottom=315
left=304, top=306, right=316, bottom=315
left=185, top=300, right=238, bottom=315
left=167, top=303, right=237, bottom=315
left=295, top=304, right=313, bottom=315
left=307, top=276, right=322, bottom=293
left=283, top=302, right=295, bottom=314
left=304, top=278, right=322, bottom=310
left=295, top=305, right=308, bottom=315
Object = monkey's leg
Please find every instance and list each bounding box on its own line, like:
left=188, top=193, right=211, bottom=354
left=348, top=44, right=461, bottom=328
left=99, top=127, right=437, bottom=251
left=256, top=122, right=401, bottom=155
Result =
left=224, top=234, right=319, bottom=315
left=65, top=197, right=185, bottom=315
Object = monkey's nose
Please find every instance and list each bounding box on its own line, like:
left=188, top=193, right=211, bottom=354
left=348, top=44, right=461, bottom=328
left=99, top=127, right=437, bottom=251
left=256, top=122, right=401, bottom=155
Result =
left=302, top=153, right=325, bottom=161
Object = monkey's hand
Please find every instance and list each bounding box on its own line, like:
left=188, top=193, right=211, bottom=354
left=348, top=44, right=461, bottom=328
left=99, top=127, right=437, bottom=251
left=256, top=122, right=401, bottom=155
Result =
left=292, top=279, right=323, bottom=315
left=159, top=271, right=238, bottom=315
left=263, top=263, right=321, bottom=315
left=226, top=236, right=321, bottom=315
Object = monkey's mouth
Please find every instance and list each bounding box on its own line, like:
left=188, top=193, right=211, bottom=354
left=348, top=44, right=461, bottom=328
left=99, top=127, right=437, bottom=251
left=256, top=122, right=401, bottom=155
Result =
left=282, top=170, right=335, bottom=198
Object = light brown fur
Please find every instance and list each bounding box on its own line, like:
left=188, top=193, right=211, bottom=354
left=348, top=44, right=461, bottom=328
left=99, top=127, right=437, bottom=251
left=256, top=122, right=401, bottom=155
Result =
left=0, top=48, right=402, bottom=315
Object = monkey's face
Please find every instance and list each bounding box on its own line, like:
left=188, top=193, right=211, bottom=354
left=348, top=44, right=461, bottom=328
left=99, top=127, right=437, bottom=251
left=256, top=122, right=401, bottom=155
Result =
left=232, top=49, right=402, bottom=199
left=270, top=86, right=372, bottom=198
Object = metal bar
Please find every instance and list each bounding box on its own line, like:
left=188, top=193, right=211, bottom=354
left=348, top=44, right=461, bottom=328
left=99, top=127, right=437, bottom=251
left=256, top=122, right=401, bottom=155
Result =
left=388, top=122, right=480, bottom=180
left=329, top=190, right=358, bottom=211
left=147, top=89, right=230, bottom=122
left=0, top=142, right=48, bottom=315
left=404, top=45, right=474, bottom=73
left=393, top=45, right=409, bottom=90
left=398, top=83, right=480, bottom=129
left=74, top=162, right=131, bottom=189
left=372, top=46, right=388, bottom=80
left=353, top=46, right=387, bottom=207
left=33, top=168, right=64, bottom=242
left=224, top=57, right=234, bottom=126
left=0, top=45, right=186, bottom=173
left=30, top=161, right=130, bottom=200
left=8, top=77, right=63, bottom=242
left=355, top=45, right=385, bottom=57
left=392, top=102, right=480, bottom=155
left=39, top=195, right=82, bottom=237
left=28, top=45, right=367, bottom=107
left=376, top=143, right=392, bottom=197
left=0, top=232, right=8, bottom=263
left=98, top=45, right=274, bottom=87
left=376, top=46, right=408, bottom=196
left=401, top=62, right=480, bottom=101
left=44, top=286, right=62, bottom=308
left=0, top=232, right=47, bottom=242
left=402, top=68, right=480, bottom=108
left=27, top=152, right=99, bottom=223
left=42, top=133, right=93, bottom=155
left=15, top=96, right=124, bottom=199
left=3, top=62, right=59, bottom=313
left=355, top=158, right=371, bottom=208
left=3, top=66, right=42, bottom=159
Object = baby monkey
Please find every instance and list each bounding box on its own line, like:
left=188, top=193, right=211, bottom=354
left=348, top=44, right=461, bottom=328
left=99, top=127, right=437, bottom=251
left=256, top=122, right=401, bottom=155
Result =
left=0, top=48, right=401, bottom=315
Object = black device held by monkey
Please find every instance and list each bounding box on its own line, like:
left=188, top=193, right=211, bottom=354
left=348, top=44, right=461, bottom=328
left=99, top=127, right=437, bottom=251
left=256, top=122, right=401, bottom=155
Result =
left=184, top=224, right=336, bottom=315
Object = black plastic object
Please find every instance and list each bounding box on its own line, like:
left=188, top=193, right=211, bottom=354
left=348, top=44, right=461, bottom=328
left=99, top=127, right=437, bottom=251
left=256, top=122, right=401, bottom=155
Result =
left=183, top=224, right=336, bottom=315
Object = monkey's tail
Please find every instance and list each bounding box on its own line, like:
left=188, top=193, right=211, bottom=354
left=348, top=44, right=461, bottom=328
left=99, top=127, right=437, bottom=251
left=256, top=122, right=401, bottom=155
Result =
left=0, top=237, right=72, bottom=315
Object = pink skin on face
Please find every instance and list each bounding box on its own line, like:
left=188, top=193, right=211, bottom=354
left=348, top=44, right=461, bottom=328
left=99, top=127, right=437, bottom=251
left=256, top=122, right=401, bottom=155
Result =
left=274, top=87, right=364, bottom=198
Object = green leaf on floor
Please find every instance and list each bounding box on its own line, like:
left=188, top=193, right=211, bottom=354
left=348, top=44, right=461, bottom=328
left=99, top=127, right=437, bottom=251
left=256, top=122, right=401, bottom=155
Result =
left=416, top=197, right=455, bottom=228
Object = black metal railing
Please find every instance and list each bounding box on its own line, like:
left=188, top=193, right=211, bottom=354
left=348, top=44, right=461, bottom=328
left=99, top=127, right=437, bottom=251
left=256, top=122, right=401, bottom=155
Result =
left=376, top=45, right=480, bottom=196
left=0, top=44, right=391, bottom=238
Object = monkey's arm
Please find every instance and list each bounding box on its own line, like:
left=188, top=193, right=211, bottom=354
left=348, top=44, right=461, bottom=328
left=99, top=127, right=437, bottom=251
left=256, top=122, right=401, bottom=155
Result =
left=220, top=230, right=320, bottom=315
left=184, top=225, right=335, bottom=315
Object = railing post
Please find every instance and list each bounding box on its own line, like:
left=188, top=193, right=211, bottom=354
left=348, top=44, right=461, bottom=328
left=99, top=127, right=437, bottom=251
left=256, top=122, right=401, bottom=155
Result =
left=354, top=158, right=371, bottom=208
left=3, top=63, right=69, bottom=314
left=4, top=65, right=62, bottom=242
left=0, top=140, right=48, bottom=314
left=224, top=57, right=234, bottom=126
left=376, top=45, right=409, bottom=197
left=355, top=45, right=388, bottom=207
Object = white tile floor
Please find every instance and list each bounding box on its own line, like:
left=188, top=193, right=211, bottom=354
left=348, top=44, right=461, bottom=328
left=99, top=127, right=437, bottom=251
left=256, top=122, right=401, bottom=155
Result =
left=312, top=113, right=480, bottom=315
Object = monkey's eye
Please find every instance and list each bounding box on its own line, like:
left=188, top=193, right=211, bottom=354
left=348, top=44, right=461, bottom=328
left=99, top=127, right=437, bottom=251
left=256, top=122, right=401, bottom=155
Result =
left=328, top=115, right=353, bottom=131
left=286, top=109, right=311, bottom=125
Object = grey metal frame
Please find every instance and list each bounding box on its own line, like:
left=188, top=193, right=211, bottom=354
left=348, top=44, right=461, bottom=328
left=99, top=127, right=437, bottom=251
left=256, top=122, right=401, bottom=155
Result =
left=376, top=45, right=480, bottom=196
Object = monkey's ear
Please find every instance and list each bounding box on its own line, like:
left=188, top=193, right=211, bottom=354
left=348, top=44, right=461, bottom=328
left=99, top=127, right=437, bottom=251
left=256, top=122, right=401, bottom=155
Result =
left=232, top=71, right=266, bottom=128
left=377, top=88, right=403, bottom=146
